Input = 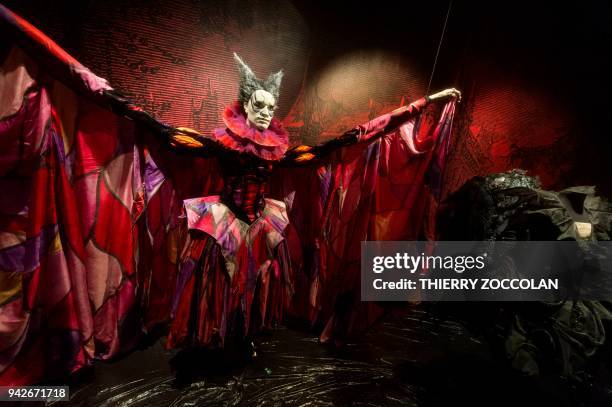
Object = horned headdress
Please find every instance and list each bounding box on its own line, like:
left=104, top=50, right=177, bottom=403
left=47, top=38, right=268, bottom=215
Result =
left=233, top=53, right=283, bottom=105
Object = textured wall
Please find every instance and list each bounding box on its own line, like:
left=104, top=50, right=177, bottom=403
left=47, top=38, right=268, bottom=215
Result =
left=4, top=0, right=611, bottom=196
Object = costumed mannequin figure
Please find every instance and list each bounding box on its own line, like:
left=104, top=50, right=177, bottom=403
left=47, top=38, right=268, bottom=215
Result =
left=165, top=53, right=461, bottom=351
left=0, top=4, right=462, bottom=384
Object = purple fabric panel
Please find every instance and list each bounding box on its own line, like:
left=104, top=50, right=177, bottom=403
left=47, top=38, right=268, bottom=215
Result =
left=0, top=224, right=58, bottom=273
left=170, top=257, right=197, bottom=317
left=144, top=151, right=165, bottom=203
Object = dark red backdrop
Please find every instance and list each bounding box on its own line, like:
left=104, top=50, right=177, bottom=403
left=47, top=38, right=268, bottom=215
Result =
left=4, top=0, right=611, bottom=197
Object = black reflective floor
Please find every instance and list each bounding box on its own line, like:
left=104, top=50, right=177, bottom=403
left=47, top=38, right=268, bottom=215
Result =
left=33, top=307, right=612, bottom=406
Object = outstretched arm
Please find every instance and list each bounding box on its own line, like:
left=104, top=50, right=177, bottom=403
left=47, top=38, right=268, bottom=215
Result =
left=105, top=90, right=228, bottom=156
left=282, top=88, right=461, bottom=165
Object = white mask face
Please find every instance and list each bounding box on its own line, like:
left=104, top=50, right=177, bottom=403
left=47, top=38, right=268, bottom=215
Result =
left=244, top=89, right=276, bottom=130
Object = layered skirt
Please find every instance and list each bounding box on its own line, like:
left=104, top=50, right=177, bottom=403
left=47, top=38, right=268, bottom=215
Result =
left=166, top=196, right=293, bottom=349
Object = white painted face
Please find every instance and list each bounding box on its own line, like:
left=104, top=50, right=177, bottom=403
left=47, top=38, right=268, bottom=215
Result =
left=244, top=89, right=276, bottom=130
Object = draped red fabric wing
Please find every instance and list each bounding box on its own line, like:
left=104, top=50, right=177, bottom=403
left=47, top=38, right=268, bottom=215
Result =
left=0, top=48, right=142, bottom=384
left=273, top=102, right=456, bottom=341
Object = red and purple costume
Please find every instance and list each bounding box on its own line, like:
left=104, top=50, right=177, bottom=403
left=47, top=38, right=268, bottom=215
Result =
left=165, top=95, right=452, bottom=348
left=0, top=4, right=456, bottom=385
left=166, top=102, right=294, bottom=348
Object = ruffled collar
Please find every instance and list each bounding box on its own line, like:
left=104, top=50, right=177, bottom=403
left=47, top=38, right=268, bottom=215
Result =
left=211, top=101, right=289, bottom=161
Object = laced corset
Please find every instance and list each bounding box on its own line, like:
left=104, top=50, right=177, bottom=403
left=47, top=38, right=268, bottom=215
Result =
left=218, top=153, right=275, bottom=224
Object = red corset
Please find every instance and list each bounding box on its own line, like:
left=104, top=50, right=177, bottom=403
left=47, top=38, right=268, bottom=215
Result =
left=219, top=154, right=274, bottom=223
left=222, top=174, right=266, bottom=223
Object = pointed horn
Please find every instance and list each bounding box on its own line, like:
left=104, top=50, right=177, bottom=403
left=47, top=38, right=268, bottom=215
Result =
left=233, top=52, right=263, bottom=104
left=266, top=69, right=284, bottom=89
left=233, top=52, right=256, bottom=80
left=265, top=69, right=284, bottom=101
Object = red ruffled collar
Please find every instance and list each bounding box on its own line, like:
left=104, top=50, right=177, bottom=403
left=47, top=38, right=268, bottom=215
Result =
left=211, top=102, right=289, bottom=161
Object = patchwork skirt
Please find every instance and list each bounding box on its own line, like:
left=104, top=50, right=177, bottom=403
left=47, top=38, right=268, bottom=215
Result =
left=166, top=196, right=293, bottom=348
